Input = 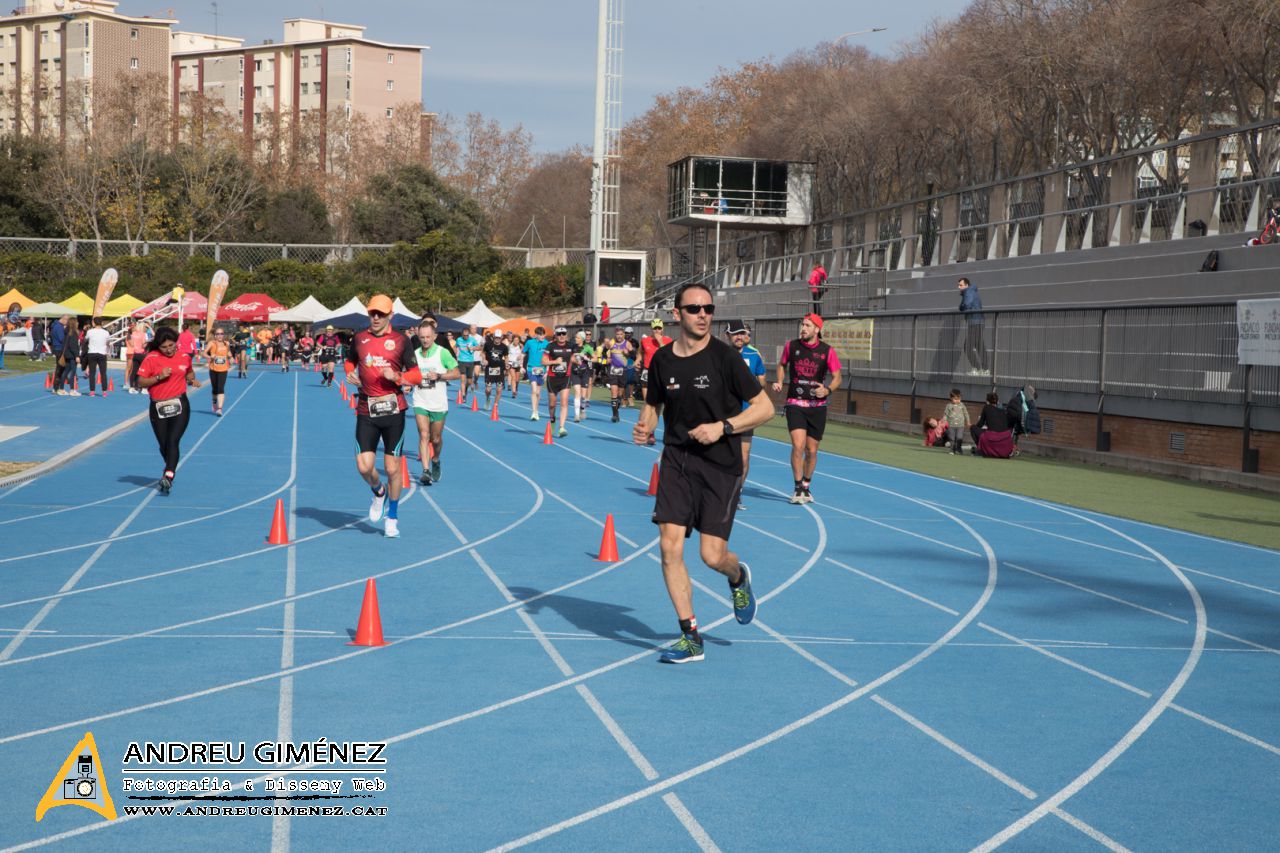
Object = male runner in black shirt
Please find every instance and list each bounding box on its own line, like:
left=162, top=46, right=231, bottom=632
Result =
left=482, top=329, right=508, bottom=410
left=542, top=326, right=576, bottom=438
left=633, top=283, right=773, bottom=663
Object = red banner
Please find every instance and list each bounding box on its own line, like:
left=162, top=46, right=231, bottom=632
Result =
left=206, top=270, right=229, bottom=335
left=92, top=268, right=118, bottom=319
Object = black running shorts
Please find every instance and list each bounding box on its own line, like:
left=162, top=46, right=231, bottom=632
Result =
left=651, top=445, right=744, bottom=540
left=785, top=405, right=828, bottom=441
left=355, top=411, right=406, bottom=456
left=547, top=374, right=569, bottom=394
left=485, top=364, right=504, bottom=385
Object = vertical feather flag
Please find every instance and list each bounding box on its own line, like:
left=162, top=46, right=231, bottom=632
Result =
left=206, top=269, right=229, bottom=335
left=92, top=268, right=118, bottom=319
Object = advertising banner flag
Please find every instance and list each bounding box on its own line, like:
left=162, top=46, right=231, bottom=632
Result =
left=206, top=270, right=229, bottom=335
left=91, top=268, right=119, bottom=319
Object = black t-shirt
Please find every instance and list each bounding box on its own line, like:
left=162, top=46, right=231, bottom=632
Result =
left=645, top=336, right=763, bottom=472
left=543, top=342, right=575, bottom=375
left=483, top=341, right=508, bottom=367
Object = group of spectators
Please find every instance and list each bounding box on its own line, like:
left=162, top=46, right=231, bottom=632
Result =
left=924, top=385, right=1040, bottom=457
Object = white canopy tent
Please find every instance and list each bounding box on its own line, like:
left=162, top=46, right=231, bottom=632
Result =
left=270, top=295, right=331, bottom=323
left=454, top=299, right=505, bottom=328
left=391, top=297, right=420, bottom=328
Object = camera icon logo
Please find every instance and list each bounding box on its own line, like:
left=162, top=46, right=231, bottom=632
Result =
left=37, top=735, right=117, bottom=823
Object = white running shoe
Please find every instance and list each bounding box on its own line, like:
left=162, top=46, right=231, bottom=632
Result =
left=384, top=517, right=400, bottom=538
left=369, top=491, right=386, bottom=522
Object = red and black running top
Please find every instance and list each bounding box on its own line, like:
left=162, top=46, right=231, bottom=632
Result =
left=344, top=329, right=422, bottom=416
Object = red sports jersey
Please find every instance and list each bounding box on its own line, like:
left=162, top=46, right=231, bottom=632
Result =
left=640, top=335, right=672, bottom=368
left=138, top=351, right=194, bottom=400
left=344, top=329, right=421, bottom=416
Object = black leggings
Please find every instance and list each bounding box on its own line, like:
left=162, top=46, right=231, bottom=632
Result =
left=85, top=353, right=107, bottom=392
left=54, top=358, right=77, bottom=390
left=149, top=394, right=191, bottom=475
left=129, top=354, right=145, bottom=388
left=208, top=370, right=228, bottom=396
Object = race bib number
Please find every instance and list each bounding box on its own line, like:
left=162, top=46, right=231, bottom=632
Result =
left=639, top=368, right=649, bottom=386
left=552, top=362, right=568, bottom=375
left=609, top=366, right=625, bottom=378
left=487, top=365, right=502, bottom=377
left=368, top=394, right=398, bottom=417
left=530, top=367, right=544, bottom=376
left=213, top=356, right=227, bottom=366
left=155, top=397, right=183, bottom=419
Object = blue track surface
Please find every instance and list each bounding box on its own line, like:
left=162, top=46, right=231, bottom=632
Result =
left=1, top=366, right=1278, bottom=851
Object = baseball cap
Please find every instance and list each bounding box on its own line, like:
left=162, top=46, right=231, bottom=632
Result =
left=624, top=326, right=633, bottom=333
left=650, top=318, right=664, bottom=329
left=554, top=326, right=568, bottom=334
left=325, top=324, right=334, bottom=331
left=367, top=294, right=393, bottom=315
left=725, top=321, right=749, bottom=335
left=804, top=312, right=824, bottom=330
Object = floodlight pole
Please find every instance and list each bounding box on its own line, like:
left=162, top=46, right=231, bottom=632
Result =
left=589, top=0, right=607, bottom=254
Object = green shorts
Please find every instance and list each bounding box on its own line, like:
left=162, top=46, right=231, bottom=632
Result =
left=413, top=408, right=448, bottom=422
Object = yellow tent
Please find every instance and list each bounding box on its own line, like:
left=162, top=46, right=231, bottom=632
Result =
left=59, top=291, right=95, bottom=316
left=102, top=293, right=146, bottom=318
left=0, top=287, right=35, bottom=311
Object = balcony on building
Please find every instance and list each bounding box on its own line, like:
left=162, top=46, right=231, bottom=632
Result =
left=667, top=155, right=814, bottom=230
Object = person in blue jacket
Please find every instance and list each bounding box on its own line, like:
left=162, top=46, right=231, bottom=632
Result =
left=958, top=277, right=988, bottom=374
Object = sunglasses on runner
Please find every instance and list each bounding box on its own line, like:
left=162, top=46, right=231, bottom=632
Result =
left=677, top=303, right=715, bottom=315
left=368, top=310, right=389, bottom=318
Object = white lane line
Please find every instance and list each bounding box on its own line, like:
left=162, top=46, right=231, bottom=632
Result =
left=827, top=557, right=961, bottom=617
left=979, top=624, right=1151, bottom=699
left=661, top=793, right=723, bottom=853
left=1048, top=808, right=1132, bottom=853
left=0, top=379, right=260, bottom=527
left=750, top=430, right=1279, bottom=557
left=1179, top=566, right=1280, bottom=598
left=272, top=380, right=300, bottom=853
left=0, top=378, right=269, bottom=655
left=429, top=474, right=708, bottom=845
left=820, top=498, right=981, bottom=557
left=737, top=519, right=809, bottom=552
left=0, top=374, right=274, bottom=565
left=546, top=489, right=639, bottom=548
left=482, top=513, right=998, bottom=853
left=872, top=695, right=1037, bottom=799
left=973, top=508, right=1206, bottom=851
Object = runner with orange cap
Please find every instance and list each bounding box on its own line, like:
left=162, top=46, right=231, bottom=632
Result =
left=772, top=313, right=842, bottom=504
left=344, top=294, right=425, bottom=537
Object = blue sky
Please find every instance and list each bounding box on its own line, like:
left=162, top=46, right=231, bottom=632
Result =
left=169, top=1, right=974, bottom=152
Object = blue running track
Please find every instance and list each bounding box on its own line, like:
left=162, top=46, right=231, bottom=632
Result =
left=1, top=366, right=1278, bottom=851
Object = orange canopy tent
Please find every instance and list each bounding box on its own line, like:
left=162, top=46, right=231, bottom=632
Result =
left=486, top=317, right=537, bottom=337
left=0, top=287, right=36, bottom=311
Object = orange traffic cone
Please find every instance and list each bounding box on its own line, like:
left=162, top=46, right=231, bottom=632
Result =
left=107, top=377, right=115, bottom=392
left=470, top=395, right=479, bottom=412
left=596, top=514, right=619, bottom=562
left=347, top=578, right=388, bottom=647
left=400, top=456, right=411, bottom=490
left=542, top=422, right=554, bottom=445
left=646, top=462, right=660, bottom=496
left=341, top=383, right=348, bottom=400
left=44, top=372, right=52, bottom=388
left=266, top=498, right=289, bottom=545
left=490, top=399, right=500, bottom=421
left=349, top=395, right=357, bottom=410
left=457, top=389, right=464, bottom=405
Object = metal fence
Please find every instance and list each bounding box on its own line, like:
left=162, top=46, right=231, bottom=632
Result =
left=739, top=303, right=1278, bottom=411
left=0, top=237, right=596, bottom=273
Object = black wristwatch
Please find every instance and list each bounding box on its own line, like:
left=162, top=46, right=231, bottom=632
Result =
left=722, top=419, right=734, bottom=437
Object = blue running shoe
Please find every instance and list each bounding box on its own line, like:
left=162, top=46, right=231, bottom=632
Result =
left=659, top=632, right=704, bottom=664
left=731, top=563, right=757, bottom=625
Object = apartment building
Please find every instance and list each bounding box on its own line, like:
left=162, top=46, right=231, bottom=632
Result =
left=0, top=0, right=172, bottom=139
left=172, top=18, right=428, bottom=165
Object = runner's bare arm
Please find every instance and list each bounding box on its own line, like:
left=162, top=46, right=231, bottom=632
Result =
left=633, top=403, right=662, bottom=445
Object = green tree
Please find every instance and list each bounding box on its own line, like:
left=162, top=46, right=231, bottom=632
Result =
left=349, top=164, right=490, bottom=244
left=247, top=185, right=333, bottom=245
left=0, top=136, right=57, bottom=237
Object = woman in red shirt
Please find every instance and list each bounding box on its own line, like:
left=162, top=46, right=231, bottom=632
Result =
left=136, top=326, right=203, bottom=495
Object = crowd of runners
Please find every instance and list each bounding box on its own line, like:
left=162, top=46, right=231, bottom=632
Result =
left=118, top=284, right=843, bottom=664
